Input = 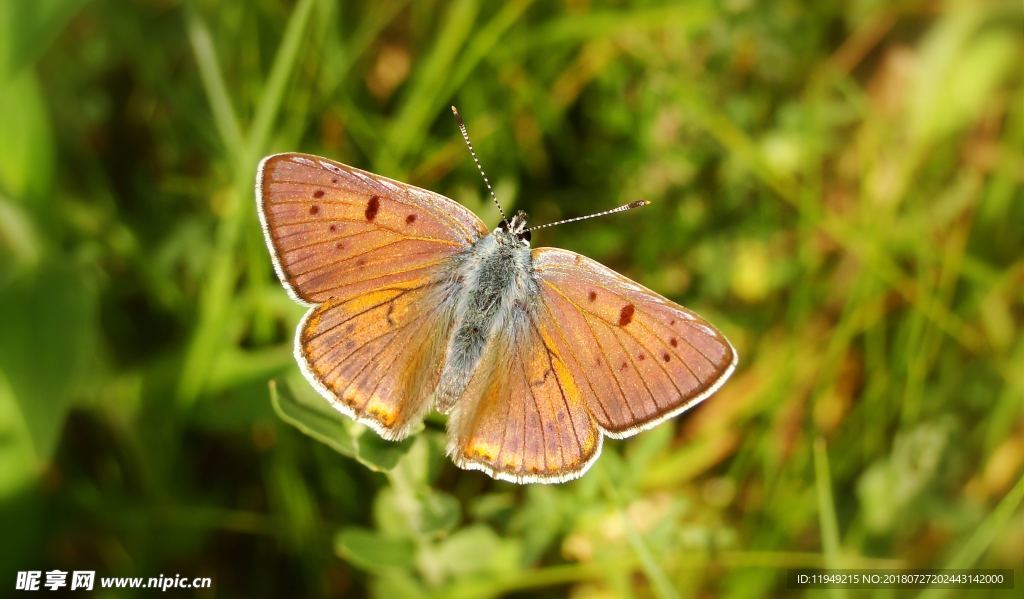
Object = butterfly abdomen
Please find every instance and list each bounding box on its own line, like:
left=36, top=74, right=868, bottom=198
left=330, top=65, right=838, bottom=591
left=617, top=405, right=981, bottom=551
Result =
left=435, top=233, right=537, bottom=413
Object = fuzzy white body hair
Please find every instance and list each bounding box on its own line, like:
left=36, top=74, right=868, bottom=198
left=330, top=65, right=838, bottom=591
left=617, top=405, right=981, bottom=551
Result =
left=434, top=228, right=536, bottom=413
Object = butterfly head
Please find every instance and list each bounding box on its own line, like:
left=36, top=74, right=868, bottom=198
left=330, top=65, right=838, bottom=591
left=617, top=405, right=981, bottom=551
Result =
left=497, top=210, right=532, bottom=247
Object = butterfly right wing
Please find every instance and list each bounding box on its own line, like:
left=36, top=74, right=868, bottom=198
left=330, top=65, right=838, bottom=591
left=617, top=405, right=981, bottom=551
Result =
left=531, top=248, right=738, bottom=438
left=445, top=247, right=737, bottom=483
left=445, top=309, right=602, bottom=483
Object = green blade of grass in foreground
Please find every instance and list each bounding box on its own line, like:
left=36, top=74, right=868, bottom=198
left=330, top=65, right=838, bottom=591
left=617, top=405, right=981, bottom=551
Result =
left=178, top=0, right=316, bottom=405
left=599, top=465, right=681, bottom=599
left=814, top=437, right=847, bottom=599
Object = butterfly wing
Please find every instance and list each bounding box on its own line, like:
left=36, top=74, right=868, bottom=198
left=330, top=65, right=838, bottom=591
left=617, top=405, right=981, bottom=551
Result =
left=257, top=153, right=487, bottom=439
left=446, top=247, right=736, bottom=483
left=295, top=284, right=459, bottom=440
left=257, top=152, right=487, bottom=305
left=446, top=310, right=602, bottom=483
left=531, top=247, right=738, bottom=439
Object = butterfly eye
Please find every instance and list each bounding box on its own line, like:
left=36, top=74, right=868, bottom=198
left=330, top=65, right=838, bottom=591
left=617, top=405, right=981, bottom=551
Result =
left=521, top=230, right=532, bottom=243
left=497, top=220, right=509, bottom=231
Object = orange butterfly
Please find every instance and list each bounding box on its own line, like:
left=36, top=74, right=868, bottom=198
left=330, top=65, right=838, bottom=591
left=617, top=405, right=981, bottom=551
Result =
left=256, top=110, right=737, bottom=483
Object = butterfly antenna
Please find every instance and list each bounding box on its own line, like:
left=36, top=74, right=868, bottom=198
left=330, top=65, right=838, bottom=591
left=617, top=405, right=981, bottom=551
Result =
left=525, top=200, right=651, bottom=232
left=451, top=106, right=508, bottom=224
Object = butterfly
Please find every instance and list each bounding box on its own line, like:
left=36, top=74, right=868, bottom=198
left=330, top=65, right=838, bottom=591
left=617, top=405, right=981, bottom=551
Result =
left=256, top=110, right=737, bottom=484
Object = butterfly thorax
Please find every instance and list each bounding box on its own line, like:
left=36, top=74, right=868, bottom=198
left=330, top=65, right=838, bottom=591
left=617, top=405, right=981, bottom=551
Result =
left=435, top=227, right=536, bottom=413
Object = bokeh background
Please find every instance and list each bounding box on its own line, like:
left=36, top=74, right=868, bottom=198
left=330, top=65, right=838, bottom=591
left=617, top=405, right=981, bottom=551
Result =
left=1, top=0, right=1022, bottom=597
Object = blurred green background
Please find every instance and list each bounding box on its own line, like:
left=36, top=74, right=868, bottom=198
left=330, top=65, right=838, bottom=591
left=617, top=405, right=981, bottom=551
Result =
left=1, top=0, right=1022, bottom=597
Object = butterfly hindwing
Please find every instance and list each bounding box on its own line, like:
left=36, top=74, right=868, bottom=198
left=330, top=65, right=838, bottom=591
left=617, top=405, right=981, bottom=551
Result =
left=447, top=311, right=602, bottom=483
left=532, top=248, right=737, bottom=438
left=257, top=153, right=487, bottom=304
left=297, top=282, right=457, bottom=440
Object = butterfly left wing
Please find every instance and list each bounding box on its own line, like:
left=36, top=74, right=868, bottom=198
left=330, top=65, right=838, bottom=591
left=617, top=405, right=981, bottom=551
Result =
left=296, top=282, right=458, bottom=440
left=257, top=153, right=486, bottom=439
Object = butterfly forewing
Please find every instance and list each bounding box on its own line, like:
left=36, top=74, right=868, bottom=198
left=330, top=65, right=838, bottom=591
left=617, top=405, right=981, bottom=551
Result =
left=257, top=153, right=487, bottom=304
left=532, top=248, right=737, bottom=438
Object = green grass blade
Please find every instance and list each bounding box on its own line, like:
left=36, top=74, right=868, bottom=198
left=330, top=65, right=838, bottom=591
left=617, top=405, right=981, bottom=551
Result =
left=599, top=466, right=680, bottom=599
left=814, top=437, right=847, bottom=599
left=917, top=473, right=1024, bottom=599
left=380, top=0, right=479, bottom=171
left=247, top=0, right=317, bottom=157
left=185, top=4, right=245, bottom=158
left=177, top=0, right=316, bottom=404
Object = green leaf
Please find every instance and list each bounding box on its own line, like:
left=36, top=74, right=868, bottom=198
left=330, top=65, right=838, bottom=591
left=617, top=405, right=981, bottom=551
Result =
left=856, top=420, right=955, bottom=533
left=335, top=527, right=417, bottom=572
left=0, top=376, right=39, bottom=496
left=419, top=525, right=522, bottom=584
left=269, top=380, right=357, bottom=458
left=370, top=572, right=427, bottom=599
left=0, top=71, right=54, bottom=207
left=0, top=0, right=86, bottom=81
left=374, top=482, right=461, bottom=539
left=418, top=491, right=461, bottom=537
left=389, top=428, right=445, bottom=486
left=0, top=261, right=97, bottom=495
left=355, top=429, right=417, bottom=473
left=373, top=436, right=461, bottom=538
left=0, top=196, right=42, bottom=268
left=269, top=380, right=417, bottom=472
